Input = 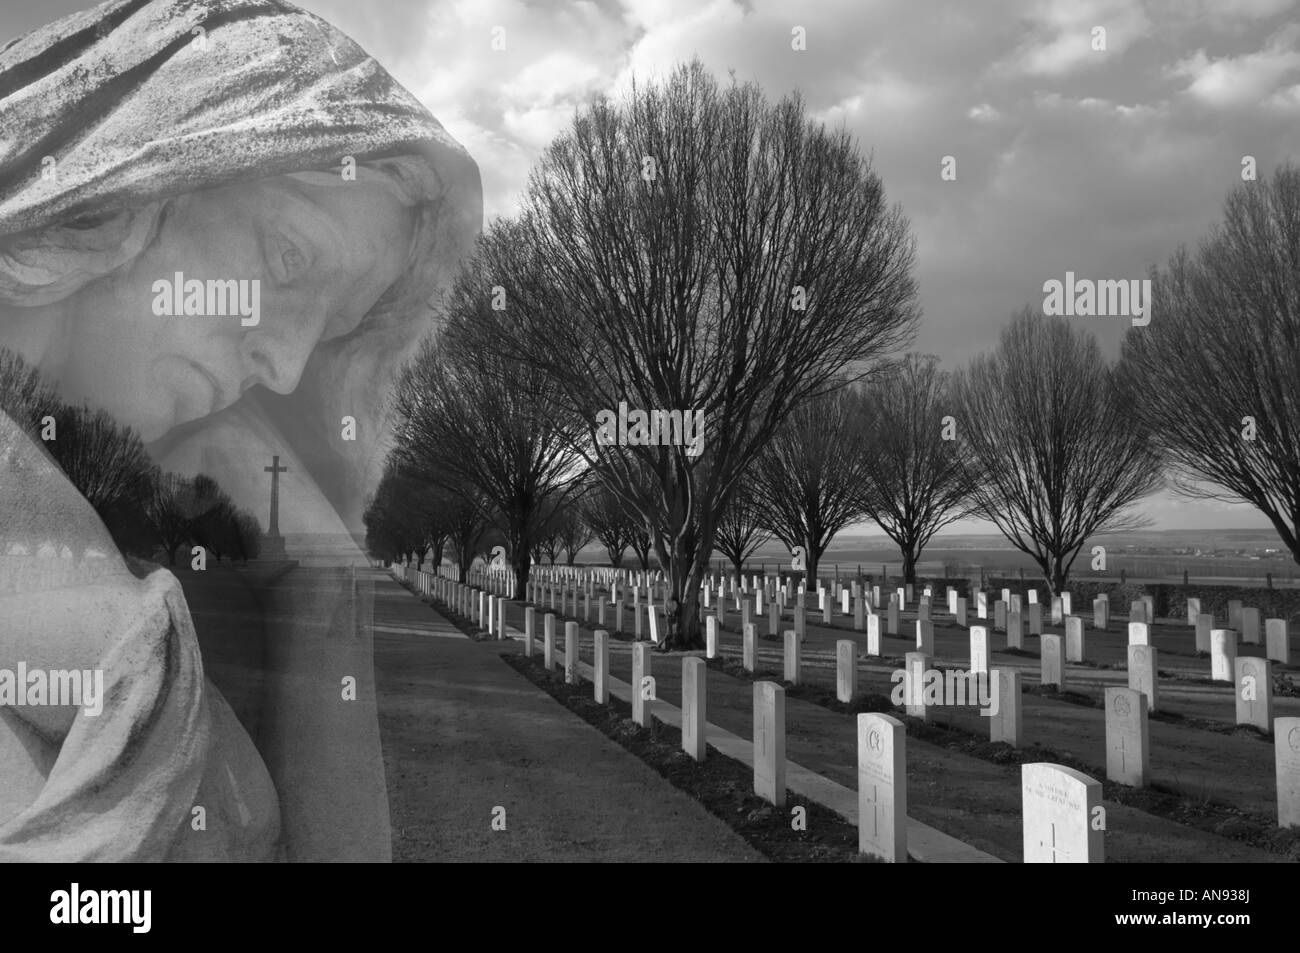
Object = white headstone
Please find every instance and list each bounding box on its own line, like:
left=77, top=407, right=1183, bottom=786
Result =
left=1105, top=686, right=1149, bottom=787
left=970, top=626, right=990, bottom=674
left=594, top=630, right=610, bottom=703
left=706, top=615, right=719, bottom=659
left=1186, top=597, right=1201, bottom=626
left=1007, top=610, right=1023, bottom=650
left=783, top=630, right=801, bottom=685
left=1050, top=595, right=1062, bottom=626
left=1266, top=618, right=1290, bottom=665
left=753, top=681, right=786, bottom=806
left=916, top=619, right=934, bottom=655
left=524, top=606, right=535, bottom=658
left=1275, top=717, right=1300, bottom=828
left=837, top=640, right=858, bottom=703
left=632, top=642, right=652, bottom=727
left=887, top=598, right=900, bottom=636
left=1093, top=594, right=1109, bottom=631
left=1211, top=629, right=1237, bottom=682
left=1129, top=600, right=1146, bottom=625
left=743, top=622, right=757, bottom=673
left=1127, top=643, right=1158, bottom=712
left=1028, top=603, right=1043, bottom=636
left=995, top=600, right=1007, bottom=632
left=904, top=651, right=929, bottom=721
left=1235, top=656, right=1273, bottom=733
left=1021, top=763, right=1104, bottom=863
left=990, top=668, right=1021, bottom=747
left=857, top=713, right=907, bottom=863
left=682, top=658, right=707, bottom=761
left=1065, top=616, right=1084, bottom=662
left=867, top=613, right=882, bottom=656
left=1195, top=613, right=1212, bottom=654
left=564, top=621, right=579, bottom=684
left=1041, top=634, right=1063, bottom=689
left=544, top=613, right=557, bottom=670
left=1127, top=622, right=1150, bottom=646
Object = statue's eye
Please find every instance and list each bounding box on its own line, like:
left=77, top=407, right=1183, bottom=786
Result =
left=282, top=246, right=306, bottom=280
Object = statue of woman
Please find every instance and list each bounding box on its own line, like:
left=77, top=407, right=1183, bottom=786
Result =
left=0, top=0, right=481, bottom=860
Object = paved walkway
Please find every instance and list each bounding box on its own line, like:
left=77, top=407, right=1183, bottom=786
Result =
left=407, top=571, right=998, bottom=862
left=370, top=571, right=763, bottom=862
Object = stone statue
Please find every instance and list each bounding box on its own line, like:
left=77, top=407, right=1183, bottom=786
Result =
left=0, top=0, right=481, bottom=860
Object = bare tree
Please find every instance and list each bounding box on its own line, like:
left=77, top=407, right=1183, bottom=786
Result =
left=952, top=309, right=1164, bottom=593
left=751, top=384, right=869, bottom=585
left=557, top=508, right=594, bottom=566
left=0, top=347, right=60, bottom=438
left=1122, top=163, right=1300, bottom=565
left=628, top=523, right=654, bottom=572
left=582, top=482, right=635, bottom=567
left=44, top=404, right=154, bottom=516
left=391, top=322, right=583, bottom=598
left=854, top=354, right=975, bottom=584
left=141, top=471, right=197, bottom=567
left=713, top=478, right=771, bottom=581
left=455, top=60, right=918, bottom=648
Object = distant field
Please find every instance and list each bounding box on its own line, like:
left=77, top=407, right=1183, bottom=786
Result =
left=568, top=535, right=1300, bottom=585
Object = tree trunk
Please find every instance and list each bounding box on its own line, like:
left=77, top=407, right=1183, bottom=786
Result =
left=512, top=553, right=530, bottom=600
left=803, top=538, right=820, bottom=594
left=901, top=544, right=918, bottom=586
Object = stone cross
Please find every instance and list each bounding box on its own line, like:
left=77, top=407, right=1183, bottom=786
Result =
left=264, top=454, right=288, bottom=535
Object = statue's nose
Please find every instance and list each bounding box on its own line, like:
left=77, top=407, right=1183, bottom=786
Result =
left=239, top=323, right=314, bottom=396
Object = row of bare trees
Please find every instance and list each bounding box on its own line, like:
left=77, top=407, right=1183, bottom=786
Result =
left=366, top=56, right=1300, bottom=649
left=0, top=348, right=262, bottom=565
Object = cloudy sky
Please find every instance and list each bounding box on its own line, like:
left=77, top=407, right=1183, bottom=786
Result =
left=6, top=0, right=1300, bottom=533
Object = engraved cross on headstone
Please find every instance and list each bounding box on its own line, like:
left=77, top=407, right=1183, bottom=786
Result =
left=1041, top=822, right=1066, bottom=863
left=863, top=782, right=879, bottom=837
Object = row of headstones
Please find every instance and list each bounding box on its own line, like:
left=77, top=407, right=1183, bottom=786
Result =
left=508, top=604, right=915, bottom=861
left=406, top=566, right=1300, bottom=854
left=766, top=626, right=1300, bottom=830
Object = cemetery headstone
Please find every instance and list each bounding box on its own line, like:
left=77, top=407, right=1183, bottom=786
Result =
left=1127, top=644, right=1158, bottom=712
left=753, top=681, right=786, bottom=806
left=1105, top=686, right=1149, bottom=787
left=858, top=713, right=907, bottom=863
left=1021, top=763, right=1104, bottom=863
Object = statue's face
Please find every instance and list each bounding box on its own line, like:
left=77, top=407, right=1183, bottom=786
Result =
left=47, top=174, right=414, bottom=442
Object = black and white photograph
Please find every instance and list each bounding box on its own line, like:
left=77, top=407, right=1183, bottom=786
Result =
left=0, top=0, right=1296, bottom=925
